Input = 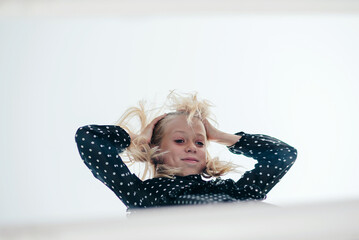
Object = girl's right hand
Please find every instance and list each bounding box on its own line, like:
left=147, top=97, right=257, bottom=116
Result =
left=136, top=114, right=167, bottom=144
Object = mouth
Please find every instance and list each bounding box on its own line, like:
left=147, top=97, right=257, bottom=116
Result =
left=181, top=158, right=199, bottom=163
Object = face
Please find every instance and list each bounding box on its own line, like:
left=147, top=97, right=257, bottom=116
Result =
left=159, top=115, right=207, bottom=176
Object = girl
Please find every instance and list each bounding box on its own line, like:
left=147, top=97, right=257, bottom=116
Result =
left=75, top=92, right=297, bottom=210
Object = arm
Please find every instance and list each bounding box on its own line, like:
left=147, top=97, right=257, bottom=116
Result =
left=75, top=125, right=143, bottom=208
left=203, top=119, right=297, bottom=195
left=228, top=132, right=297, bottom=195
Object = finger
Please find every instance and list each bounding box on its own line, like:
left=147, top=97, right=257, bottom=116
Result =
left=150, top=113, right=167, bottom=126
left=202, top=118, right=211, bottom=128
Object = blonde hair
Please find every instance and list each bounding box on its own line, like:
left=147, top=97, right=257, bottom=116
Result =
left=116, top=91, right=237, bottom=179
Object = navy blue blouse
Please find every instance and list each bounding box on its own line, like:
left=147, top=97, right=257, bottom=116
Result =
left=75, top=125, right=297, bottom=209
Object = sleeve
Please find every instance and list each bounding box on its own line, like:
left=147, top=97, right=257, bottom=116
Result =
left=75, top=124, right=144, bottom=208
left=227, top=131, right=297, bottom=195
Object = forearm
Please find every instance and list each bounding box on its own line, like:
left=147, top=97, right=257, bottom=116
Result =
left=228, top=132, right=297, bottom=162
left=75, top=124, right=143, bottom=207
left=228, top=131, right=297, bottom=194
left=210, top=131, right=242, bottom=146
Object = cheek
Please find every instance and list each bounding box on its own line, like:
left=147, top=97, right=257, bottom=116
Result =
left=160, top=144, right=179, bottom=163
left=200, top=149, right=207, bottom=160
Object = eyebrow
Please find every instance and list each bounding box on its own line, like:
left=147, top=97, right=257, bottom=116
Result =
left=172, top=130, right=206, bottom=138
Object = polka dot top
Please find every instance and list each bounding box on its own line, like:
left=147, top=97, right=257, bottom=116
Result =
left=75, top=125, right=297, bottom=209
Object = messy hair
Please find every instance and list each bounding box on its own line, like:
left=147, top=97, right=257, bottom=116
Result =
left=116, top=91, right=238, bottom=179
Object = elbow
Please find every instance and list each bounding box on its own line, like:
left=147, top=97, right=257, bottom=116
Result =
left=276, top=145, right=297, bottom=165
left=75, top=126, right=84, bottom=143
left=75, top=125, right=90, bottom=144
left=288, top=146, right=297, bottom=164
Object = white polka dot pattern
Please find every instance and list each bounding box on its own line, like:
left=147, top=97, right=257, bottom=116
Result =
left=75, top=125, right=297, bottom=209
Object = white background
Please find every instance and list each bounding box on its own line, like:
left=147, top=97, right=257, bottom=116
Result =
left=1, top=12, right=359, bottom=226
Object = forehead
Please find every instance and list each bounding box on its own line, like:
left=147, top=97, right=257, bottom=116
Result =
left=164, top=115, right=206, bottom=136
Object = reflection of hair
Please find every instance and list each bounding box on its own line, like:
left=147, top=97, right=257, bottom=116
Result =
left=116, top=91, right=237, bottom=179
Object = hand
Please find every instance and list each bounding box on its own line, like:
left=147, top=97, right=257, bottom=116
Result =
left=202, top=118, right=242, bottom=146
left=136, top=114, right=167, bottom=144
left=202, top=118, right=222, bottom=142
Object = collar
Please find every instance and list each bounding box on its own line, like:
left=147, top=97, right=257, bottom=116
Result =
left=174, top=174, right=202, bottom=181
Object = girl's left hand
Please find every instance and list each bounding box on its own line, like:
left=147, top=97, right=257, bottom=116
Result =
left=202, top=118, right=222, bottom=142
left=203, top=118, right=242, bottom=146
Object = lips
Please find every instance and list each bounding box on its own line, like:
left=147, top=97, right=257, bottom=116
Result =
left=182, top=158, right=199, bottom=163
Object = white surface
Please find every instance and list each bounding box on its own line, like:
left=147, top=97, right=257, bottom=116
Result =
left=1, top=200, right=358, bottom=240
left=1, top=11, right=359, bottom=225
left=1, top=0, right=359, bottom=16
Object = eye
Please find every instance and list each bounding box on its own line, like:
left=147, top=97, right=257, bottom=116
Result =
left=174, top=139, right=184, bottom=144
left=196, top=141, right=204, bottom=147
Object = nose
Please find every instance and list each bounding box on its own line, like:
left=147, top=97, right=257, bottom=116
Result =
left=185, top=142, right=197, bottom=153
